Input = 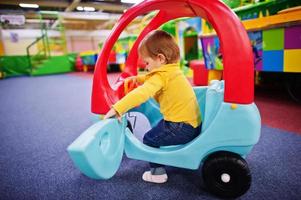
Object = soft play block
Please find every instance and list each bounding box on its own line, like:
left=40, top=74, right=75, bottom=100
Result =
left=262, top=50, right=283, bottom=72
left=284, top=25, right=301, bottom=49
left=263, top=28, right=284, bottom=51
left=284, top=49, right=301, bottom=72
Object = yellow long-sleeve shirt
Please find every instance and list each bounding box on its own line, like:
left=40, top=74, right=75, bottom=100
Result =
left=113, top=63, right=201, bottom=127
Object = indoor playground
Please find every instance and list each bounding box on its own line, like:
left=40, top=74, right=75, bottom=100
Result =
left=0, top=0, right=300, bottom=200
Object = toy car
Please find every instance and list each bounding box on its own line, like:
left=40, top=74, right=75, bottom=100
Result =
left=68, top=79, right=260, bottom=198
left=67, top=0, right=261, bottom=198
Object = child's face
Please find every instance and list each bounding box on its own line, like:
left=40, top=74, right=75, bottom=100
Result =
left=140, top=53, right=166, bottom=72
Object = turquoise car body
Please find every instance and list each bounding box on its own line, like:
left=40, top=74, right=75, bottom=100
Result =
left=67, top=80, right=261, bottom=179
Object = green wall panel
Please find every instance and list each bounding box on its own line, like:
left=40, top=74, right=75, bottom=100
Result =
left=263, top=28, right=284, bottom=50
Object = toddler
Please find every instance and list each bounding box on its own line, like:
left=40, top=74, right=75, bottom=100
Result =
left=104, top=30, right=201, bottom=183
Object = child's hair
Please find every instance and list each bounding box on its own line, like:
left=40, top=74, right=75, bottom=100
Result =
left=138, top=30, right=180, bottom=64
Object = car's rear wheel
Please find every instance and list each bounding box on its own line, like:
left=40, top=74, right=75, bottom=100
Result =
left=202, top=151, right=251, bottom=198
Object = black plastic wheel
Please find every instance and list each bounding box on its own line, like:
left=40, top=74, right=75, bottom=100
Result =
left=202, top=151, right=251, bottom=198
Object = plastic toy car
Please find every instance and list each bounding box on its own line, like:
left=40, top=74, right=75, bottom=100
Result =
left=67, top=0, right=261, bottom=198
left=68, top=79, right=260, bottom=198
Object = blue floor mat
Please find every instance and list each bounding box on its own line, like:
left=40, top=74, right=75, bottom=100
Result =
left=0, top=75, right=300, bottom=200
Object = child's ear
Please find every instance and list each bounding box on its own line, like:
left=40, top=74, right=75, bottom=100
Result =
left=157, top=53, right=166, bottom=63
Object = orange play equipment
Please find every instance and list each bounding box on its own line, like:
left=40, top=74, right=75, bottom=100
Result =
left=91, top=0, right=254, bottom=114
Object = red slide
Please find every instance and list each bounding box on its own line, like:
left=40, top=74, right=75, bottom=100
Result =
left=91, top=0, right=254, bottom=114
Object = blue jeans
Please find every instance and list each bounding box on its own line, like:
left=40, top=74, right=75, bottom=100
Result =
left=143, top=119, right=201, bottom=168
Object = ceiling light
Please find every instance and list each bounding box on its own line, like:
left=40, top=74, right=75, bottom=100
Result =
left=121, top=0, right=143, bottom=4
left=40, top=10, right=59, bottom=15
left=19, top=3, right=39, bottom=8
left=83, top=7, right=96, bottom=12
left=76, top=6, right=84, bottom=11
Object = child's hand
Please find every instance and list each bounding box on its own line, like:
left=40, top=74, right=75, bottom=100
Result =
left=125, top=76, right=137, bottom=86
left=124, top=76, right=137, bottom=94
left=104, top=108, right=122, bottom=122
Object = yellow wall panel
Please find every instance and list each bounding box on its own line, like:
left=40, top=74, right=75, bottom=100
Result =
left=284, top=50, right=301, bottom=72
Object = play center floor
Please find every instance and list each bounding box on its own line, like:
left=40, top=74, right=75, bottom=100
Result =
left=0, top=72, right=300, bottom=200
